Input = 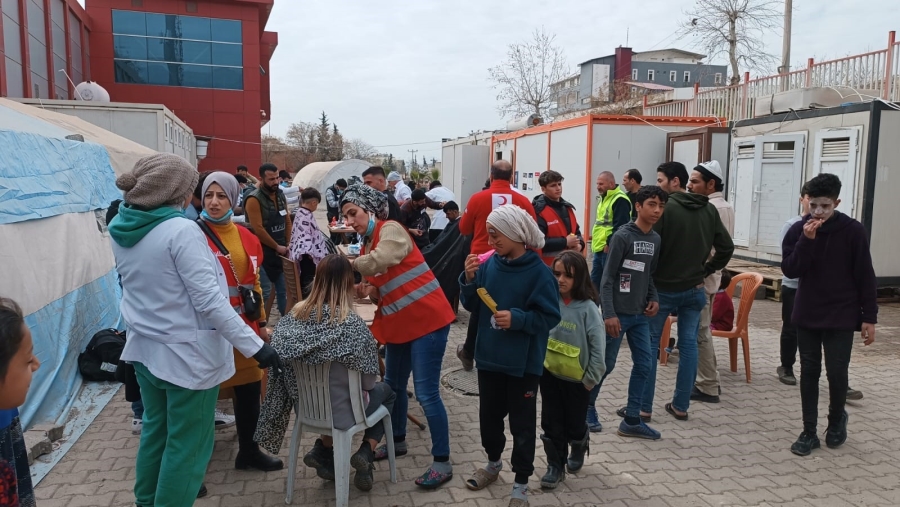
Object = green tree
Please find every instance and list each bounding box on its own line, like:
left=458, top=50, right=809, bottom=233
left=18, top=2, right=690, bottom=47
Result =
left=315, top=111, right=331, bottom=161
left=331, top=124, right=344, bottom=160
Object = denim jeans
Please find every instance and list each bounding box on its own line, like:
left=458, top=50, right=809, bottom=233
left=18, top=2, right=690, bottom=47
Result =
left=587, top=334, right=623, bottom=406
left=590, top=250, right=608, bottom=295
left=641, top=287, right=707, bottom=413
left=132, top=399, right=144, bottom=419
left=618, top=314, right=653, bottom=418
left=260, top=268, right=287, bottom=316
left=384, top=325, right=451, bottom=458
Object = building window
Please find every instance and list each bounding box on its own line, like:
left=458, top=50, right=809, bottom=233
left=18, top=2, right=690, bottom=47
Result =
left=647, top=69, right=655, bottom=81
left=669, top=70, right=676, bottom=82
left=111, top=10, right=243, bottom=90
left=683, top=71, right=691, bottom=83
left=631, top=68, right=638, bottom=80
left=715, top=73, right=723, bottom=84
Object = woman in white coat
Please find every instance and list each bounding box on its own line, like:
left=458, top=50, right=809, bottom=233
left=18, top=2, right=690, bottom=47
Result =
left=109, top=153, right=282, bottom=507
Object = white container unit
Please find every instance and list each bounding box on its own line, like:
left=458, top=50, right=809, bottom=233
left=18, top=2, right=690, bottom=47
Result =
left=728, top=101, right=900, bottom=284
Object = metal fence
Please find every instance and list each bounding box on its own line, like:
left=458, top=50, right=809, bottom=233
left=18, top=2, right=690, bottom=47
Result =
left=644, top=31, right=898, bottom=120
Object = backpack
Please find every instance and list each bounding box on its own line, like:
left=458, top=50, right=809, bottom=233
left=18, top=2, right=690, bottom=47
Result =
left=78, top=329, right=126, bottom=382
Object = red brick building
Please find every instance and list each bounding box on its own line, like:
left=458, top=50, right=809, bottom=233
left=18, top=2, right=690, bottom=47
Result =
left=0, top=0, right=277, bottom=171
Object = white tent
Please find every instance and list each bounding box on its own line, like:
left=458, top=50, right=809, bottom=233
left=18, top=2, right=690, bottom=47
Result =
left=292, top=159, right=372, bottom=193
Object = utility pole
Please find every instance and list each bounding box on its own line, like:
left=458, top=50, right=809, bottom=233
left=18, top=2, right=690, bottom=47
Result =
left=778, top=0, right=792, bottom=90
left=408, top=149, right=418, bottom=175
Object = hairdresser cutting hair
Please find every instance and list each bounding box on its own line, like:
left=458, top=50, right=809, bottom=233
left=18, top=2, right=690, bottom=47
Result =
left=339, top=184, right=456, bottom=490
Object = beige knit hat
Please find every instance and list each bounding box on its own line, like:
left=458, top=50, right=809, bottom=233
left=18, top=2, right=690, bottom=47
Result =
left=116, top=153, right=199, bottom=209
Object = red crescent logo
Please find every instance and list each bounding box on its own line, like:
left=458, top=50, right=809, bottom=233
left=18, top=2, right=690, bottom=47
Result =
left=499, top=196, right=508, bottom=205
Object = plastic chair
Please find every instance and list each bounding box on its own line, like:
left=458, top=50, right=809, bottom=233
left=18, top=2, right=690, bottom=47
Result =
left=285, top=360, right=397, bottom=506
left=658, top=316, right=677, bottom=366
left=281, top=255, right=302, bottom=309
left=712, top=272, right=764, bottom=383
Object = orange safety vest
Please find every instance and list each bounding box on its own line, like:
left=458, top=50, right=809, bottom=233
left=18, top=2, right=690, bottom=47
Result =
left=364, top=220, right=455, bottom=344
left=537, top=203, right=579, bottom=266
left=204, top=224, right=264, bottom=334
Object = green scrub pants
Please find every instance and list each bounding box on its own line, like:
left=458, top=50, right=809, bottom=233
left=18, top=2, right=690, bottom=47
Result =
left=132, top=362, right=218, bottom=507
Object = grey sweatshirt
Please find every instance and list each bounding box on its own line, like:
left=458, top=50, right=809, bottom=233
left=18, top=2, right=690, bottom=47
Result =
left=547, top=299, right=607, bottom=388
left=600, top=222, right=661, bottom=320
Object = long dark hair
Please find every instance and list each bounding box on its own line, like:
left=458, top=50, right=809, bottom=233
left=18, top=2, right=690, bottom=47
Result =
left=552, top=251, right=599, bottom=304
left=0, top=298, right=26, bottom=380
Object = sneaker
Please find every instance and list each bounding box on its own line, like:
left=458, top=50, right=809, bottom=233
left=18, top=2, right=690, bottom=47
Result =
left=131, top=418, right=142, bottom=435
left=350, top=444, right=375, bottom=491
left=790, top=431, right=821, bottom=456
left=777, top=366, right=797, bottom=385
left=690, top=386, right=720, bottom=404
left=846, top=388, right=863, bottom=401
left=457, top=344, right=474, bottom=371
left=586, top=406, right=602, bottom=433
left=214, top=409, right=235, bottom=430
left=825, top=410, right=849, bottom=449
left=616, top=420, right=661, bottom=440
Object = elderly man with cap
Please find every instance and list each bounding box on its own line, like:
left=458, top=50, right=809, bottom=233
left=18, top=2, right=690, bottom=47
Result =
left=686, top=160, right=735, bottom=403
left=109, top=154, right=282, bottom=506
left=387, top=171, right=413, bottom=205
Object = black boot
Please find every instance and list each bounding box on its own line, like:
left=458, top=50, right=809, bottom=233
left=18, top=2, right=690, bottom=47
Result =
left=539, top=434, right=565, bottom=489
left=233, top=381, right=285, bottom=471
left=350, top=442, right=376, bottom=491
left=566, top=428, right=590, bottom=473
left=303, top=438, right=335, bottom=481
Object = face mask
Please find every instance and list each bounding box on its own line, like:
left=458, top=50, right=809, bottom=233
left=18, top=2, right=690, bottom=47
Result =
left=364, top=213, right=376, bottom=237
left=200, top=209, right=234, bottom=224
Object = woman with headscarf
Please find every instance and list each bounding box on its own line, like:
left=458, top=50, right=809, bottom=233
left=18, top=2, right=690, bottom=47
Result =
left=458, top=204, right=561, bottom=507
left=195, top=171, right=284, bottom=473
left=339, top=184, right=456, bottom=489
left=109, top=154, right=282, bottom=507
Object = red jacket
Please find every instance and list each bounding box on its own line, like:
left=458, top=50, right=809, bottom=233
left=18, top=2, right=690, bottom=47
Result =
left=459, top=181, right=537, bottom=255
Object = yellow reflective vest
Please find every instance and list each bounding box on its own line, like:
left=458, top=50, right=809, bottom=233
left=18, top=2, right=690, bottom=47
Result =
left=591, top=186, right=631, bottom=252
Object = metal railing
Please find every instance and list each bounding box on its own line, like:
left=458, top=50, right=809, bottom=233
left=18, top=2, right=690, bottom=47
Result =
left=644, top=31, right=898, bottom=120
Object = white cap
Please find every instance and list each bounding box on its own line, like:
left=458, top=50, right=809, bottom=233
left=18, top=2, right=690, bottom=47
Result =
left=387, top=171, right=402, bottom=182
left=696, top=160, right=723, bottom=182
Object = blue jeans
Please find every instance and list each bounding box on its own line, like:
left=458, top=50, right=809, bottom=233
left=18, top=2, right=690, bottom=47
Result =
left=642, top=287, right=707, bottom=413
left=587, top=334, right=623, bottom=406
left=617, top=314, right=653, bottom=418
left=132, top=399, right=144, bottom=418
left=384, top=325, right=451, bottom=458
left=260, top=269, right=287, bottom=316
left=590, top=250, right=608, bottom=294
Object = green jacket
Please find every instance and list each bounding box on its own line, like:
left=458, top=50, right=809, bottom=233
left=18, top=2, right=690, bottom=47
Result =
left=652, top=191, right=735, bottom=292
left=591, top=185, right=631, bottom=252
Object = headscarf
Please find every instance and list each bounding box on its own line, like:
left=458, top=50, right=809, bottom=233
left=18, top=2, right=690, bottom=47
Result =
left=487, top=204, right=546, bottom=249
left=339, top=184, right=388, bottom=221
left=201, top=171, right=241, bottom=210
left=116, top=153, right=198, bottom=209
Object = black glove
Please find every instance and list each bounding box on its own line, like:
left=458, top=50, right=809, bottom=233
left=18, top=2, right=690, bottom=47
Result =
left=253, top=343, right=283, bottom=372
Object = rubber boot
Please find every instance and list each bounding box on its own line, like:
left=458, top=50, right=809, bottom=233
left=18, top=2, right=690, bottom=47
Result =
left=539, top=434, right=566, bottom=489
left=566, top=428, right=590, bottom=473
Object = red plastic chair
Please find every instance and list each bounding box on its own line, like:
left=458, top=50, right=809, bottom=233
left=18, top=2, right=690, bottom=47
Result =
left=713, top=272, right=764, bottom=383
left=658, top=316, right=677, bottom=366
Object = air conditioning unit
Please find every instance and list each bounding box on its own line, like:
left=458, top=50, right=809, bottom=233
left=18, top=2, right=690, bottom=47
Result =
left=754, top=86, right=880, bottom=117
left=506, top=114, right=543, bottom=131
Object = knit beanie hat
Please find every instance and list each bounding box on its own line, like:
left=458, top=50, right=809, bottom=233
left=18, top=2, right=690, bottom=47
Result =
left=339, top=184, right=389, bottom=220
left=487, top=204, right=545, bottom=249
left=201, top=171, right=241, bottom=210
left=387, top=171, right=402, bottom=182
left=116, top=153, right=199, bottom=209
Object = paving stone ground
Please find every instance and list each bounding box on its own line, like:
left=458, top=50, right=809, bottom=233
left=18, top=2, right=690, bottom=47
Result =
left=36, top=299, right=900, bottom=507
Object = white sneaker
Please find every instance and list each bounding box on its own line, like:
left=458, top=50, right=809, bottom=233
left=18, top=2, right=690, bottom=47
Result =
left=214, top=408, right=235, bottom=430
left=131, top=418, right=142, bottom=435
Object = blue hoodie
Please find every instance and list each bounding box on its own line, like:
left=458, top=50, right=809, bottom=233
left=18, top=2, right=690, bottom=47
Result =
left=459, top=250, right=561, bottom=377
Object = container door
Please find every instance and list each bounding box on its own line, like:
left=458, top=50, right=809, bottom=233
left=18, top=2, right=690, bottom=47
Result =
left=672, top=137, right=702, bottom=169
left=729, top=138, right=756, bottom=248
left=812, top=127, right=861, bottom=217
left=751, top=134, right=807, bottom=254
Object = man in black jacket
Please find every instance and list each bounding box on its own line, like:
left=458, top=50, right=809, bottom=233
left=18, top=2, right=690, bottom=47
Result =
left=362, top=166, right=402, bottom=222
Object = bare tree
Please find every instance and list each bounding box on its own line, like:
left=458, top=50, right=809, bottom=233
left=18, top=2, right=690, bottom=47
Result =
left=344, top=138, right=377, bottom=160
left=488, top=27, right=569, bottom=119
left=284, top=122, right=317, bottom=168
left=261, top=134, right=288, bottom=163
left=680, top=0, right=781, bottom=85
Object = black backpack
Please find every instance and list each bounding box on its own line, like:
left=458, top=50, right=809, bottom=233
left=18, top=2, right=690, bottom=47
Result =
left=78, top=329, right=126, bottom=382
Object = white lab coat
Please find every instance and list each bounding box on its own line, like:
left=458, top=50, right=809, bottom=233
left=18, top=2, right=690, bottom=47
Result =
left=426, top=186, right=456, bottom=230
left=393, top=181, right=412, bottom=203
left=114, top=217, right=264, bottom=390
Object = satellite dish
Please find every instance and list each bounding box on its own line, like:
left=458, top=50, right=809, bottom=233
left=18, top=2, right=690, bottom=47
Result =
left=74, top=81, right=111, bottom=102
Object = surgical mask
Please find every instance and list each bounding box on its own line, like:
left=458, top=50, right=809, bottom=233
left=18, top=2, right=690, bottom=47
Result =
left=364, top=214, right=376, bottom=237
left=200, top=209, right=234, bottom=224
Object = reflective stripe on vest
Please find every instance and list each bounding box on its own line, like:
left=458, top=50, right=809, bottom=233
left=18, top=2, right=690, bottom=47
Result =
left=380, top=262, right=430, bottom=297
left=382, top=278, right=442, bottom=316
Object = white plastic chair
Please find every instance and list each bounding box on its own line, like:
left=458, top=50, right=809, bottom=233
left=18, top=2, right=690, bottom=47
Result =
left=285, top=360, right=397, bottom=506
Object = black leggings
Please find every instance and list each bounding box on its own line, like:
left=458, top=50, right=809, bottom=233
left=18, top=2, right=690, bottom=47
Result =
left=797, top=328, right=854, bottom=432
left=780, top=287, right=798, bottom=370
left=232, top=381, right=262, bottom=453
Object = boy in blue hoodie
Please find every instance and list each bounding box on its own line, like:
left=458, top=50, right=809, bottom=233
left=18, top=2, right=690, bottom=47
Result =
left=781, top=173, right=877, bottom=456
left=459, top=204, right=561, bottom=507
